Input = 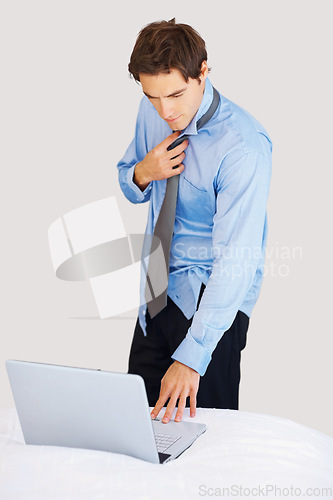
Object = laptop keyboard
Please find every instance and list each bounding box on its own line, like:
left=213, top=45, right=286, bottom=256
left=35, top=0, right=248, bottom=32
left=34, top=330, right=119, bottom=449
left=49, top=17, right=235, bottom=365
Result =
left=154, top=432, right=181, bottom=453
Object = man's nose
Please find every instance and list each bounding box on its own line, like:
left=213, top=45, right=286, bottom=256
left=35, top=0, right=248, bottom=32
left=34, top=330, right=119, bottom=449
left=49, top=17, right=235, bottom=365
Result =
left=159, top=99, right=174, bottom=119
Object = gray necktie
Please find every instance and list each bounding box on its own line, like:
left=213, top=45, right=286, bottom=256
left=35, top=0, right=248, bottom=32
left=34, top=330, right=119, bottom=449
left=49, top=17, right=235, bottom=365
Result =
left=145, top=88, right=220, bottom=318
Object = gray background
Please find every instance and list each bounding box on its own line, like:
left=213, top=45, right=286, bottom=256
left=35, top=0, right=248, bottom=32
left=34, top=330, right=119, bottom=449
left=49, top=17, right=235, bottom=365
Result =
left=1, top=0, right=332, bottom=435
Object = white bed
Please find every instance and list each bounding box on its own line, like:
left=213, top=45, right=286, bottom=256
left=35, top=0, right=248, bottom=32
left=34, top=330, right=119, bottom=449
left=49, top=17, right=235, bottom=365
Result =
left=1, top=407, right=332, bottom=499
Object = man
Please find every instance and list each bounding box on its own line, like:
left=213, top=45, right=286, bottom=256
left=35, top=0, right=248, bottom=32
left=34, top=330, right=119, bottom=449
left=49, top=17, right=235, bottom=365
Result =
left=117, top=19, right=272, bottom=424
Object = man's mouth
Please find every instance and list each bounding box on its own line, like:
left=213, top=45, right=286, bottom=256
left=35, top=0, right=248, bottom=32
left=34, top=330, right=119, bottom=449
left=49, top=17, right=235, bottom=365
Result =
left=166, top=115, right=181, bottom=123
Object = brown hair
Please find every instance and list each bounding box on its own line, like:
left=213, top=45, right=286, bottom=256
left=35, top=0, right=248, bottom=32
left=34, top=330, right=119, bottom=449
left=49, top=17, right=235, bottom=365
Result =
left=128, top=18, right=208, bottom=82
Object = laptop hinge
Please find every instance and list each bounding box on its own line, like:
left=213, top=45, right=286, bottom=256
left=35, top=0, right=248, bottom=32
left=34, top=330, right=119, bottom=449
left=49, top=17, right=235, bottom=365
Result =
left=158, top=452, right=171, bottom=464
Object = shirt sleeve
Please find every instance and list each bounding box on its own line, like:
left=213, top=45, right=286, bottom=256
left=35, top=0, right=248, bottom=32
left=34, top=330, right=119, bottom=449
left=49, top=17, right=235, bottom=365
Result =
left=171, top=149, right=272, bottom=376
left=117, top=97, right=152, bottom=204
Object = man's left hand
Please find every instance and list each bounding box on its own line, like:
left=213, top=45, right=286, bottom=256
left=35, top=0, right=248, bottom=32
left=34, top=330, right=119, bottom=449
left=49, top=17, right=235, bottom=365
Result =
left=151, top=361, right=200, bottom=423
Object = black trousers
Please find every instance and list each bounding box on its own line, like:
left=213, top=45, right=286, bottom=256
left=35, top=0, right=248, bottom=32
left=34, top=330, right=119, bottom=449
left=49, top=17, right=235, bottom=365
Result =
left=128, top=293, right=249, bottom=410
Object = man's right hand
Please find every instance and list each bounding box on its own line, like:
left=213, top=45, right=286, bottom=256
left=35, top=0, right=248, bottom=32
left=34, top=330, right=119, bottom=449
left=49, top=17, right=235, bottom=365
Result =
left=133, top=131, right=189, bottom=190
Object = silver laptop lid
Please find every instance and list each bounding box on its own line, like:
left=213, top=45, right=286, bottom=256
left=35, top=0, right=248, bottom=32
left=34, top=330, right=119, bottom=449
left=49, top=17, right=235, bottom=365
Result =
left=6, top=360, right=160, bottom=464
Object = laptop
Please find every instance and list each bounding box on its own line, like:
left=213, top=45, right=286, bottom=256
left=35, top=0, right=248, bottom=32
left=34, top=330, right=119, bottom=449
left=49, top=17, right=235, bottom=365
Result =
left=6, top=360, right=206, bottom=464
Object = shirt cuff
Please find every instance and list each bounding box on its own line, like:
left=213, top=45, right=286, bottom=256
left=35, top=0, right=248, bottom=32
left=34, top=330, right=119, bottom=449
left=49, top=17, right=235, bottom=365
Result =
left=171, top=332, right=212, bottom=376
left=126, top=164, right=152, bottom=202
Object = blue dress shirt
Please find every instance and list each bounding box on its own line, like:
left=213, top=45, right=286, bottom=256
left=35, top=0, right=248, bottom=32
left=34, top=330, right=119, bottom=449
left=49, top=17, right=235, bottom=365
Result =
left=117, top=78, right=272, bottom=376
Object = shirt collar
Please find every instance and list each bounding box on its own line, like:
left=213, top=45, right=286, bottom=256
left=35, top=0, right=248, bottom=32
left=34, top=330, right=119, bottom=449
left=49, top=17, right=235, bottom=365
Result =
left=180, top=77, right=214, bottom=137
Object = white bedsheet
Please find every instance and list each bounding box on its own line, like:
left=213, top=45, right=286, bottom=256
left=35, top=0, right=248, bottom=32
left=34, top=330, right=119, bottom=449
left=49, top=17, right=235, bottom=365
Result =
left=1, top=407, right=332, bottom=499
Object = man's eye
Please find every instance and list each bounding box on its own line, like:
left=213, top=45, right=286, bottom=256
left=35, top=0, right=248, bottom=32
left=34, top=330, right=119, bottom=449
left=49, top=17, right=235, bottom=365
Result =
left=173, top=94, right=183, bottom=98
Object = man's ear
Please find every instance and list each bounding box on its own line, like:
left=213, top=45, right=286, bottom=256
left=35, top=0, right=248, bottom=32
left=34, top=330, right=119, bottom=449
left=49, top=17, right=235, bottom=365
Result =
left=199, top=61, right=209, bottom=84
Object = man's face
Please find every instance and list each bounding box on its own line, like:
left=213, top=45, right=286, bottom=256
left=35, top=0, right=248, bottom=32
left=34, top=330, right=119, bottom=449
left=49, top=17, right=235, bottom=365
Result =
left=139, top=64, right=208, bottom=131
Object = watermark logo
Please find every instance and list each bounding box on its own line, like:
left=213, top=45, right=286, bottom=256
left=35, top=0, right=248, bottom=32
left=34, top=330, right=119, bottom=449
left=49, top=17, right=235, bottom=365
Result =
left=172, top=242, right=303, bottom=279
left=48, top=196, right=303, bottom=318
left=198, top=484, right=332, bottom=497
left=48, top=197, right=168, bottom=318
